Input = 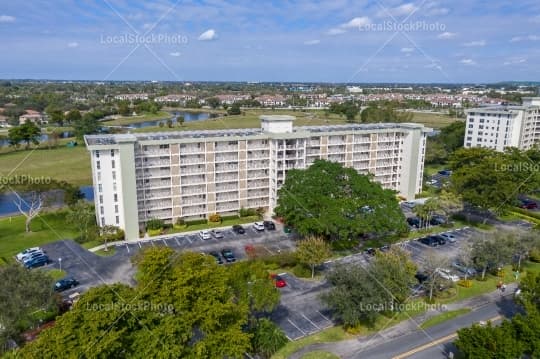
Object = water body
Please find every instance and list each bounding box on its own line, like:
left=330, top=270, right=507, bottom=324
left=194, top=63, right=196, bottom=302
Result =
left=0, top=185, right=94, bottom=217
left=124, top=111, right=213, bottom=129
left=0, top=131, right=74, bottom=147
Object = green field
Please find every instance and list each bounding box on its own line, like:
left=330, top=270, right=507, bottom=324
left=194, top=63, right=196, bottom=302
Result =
left=0, top=144, right=91, bottom=186
left=300, top=351, right=340, bottom=359
left=272, top=327, right=353, bottom=359
left=101, top=111, right=170, bottom=125
left=420, top=308, right=471, bottom=329
left=410, top=111, right=462, bottom=129
left=0, top=211, right=79, bottom=263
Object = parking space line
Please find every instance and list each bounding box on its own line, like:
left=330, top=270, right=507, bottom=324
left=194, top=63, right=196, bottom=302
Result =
left=125, top=243, right=130, bottom=253
left=317, top=310, right=331, bottom=322
left=263, top=246, right=274, bottom=255
left=150, top=241, right=155, bottom=247
left=186, top=237, right=192, bottom=244
left=138, top=242, right=142, bottom=249
left=174, top=237, right=181, bottom=246
left=301, top=313, right=320, bottom=329
left=162, top=239, right=168, bottom=247
left=287, top=318, right=307, bottom=336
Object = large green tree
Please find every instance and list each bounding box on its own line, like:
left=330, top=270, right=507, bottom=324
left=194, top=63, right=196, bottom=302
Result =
left=274, top=160, right=407, bottom=240
left=470, top=231, right=514, bottom=279
left=455, top=321, right=524, bottom=359
left=8, top=122, right=41, bottom=149
left=296, top=236, right=332, bottom=278
left=370, top=247, right=417, bottom=304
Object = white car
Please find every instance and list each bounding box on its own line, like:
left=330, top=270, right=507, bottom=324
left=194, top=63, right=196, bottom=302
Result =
left=199, top=230, right=211, bottom=240
left=253, top=222, right=265, bottom=231
left=211, top=229, right=224, bottom=239
left=16, top=247, right=44, bottom=262
left=436, top=268, right=460, bottom=282
left=440, top=232, right=457, bottom=243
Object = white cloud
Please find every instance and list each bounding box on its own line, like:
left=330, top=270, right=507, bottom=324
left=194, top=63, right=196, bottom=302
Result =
left=304, top=39, right=320, bottom=45
left=503, top=57, right=526, bottom=65
left=326, top=28, right=346, bottom=35
left=460, top=58, right=477, bottom=65
left=528, top=35, right=540, bottom=41
left=463, top=40, right=486, bottom=47
left=437, top=31, right=456, bottom=39
left=67, top=42, right=79, bottom=48
left=425, top=63, right=443, bottom=70
left=510, top=36, right=523, bottom=42
left=169, top=52, right=181, bottom=57
left=0, top=15, right=15, bottom=23
left=377, top=3, right=418, bottom=18
left=401, top=47, right=414, bottom=53
left=341, top=16, right=371, bottom=29
left=425, top=2, right=449, bottom=16
left=198, top=29, right=217, bottom=41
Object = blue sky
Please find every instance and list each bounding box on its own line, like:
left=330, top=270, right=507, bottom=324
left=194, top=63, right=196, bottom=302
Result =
left=0, top=0, right=539, bottom=83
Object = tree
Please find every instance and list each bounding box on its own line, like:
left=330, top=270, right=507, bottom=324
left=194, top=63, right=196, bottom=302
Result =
left=166, top=118, right=173, bottom=128
left=73, top=113, right=99, bottom=139
left=8, top=122, right=41, bottom=149
left=296, top=236, right=332, bottom=278
left=370, top=247, right=417, bottom=304
left=422, top=249, right=450, bottom=301
left=65, top=109, right=82, bottom=124
left=177, top=115, right=185, bottom=126
left=228, top=103, right=241, bottom=115
left=413, top=197, right=442, bottom=229
left=250, top=318, right=288, bottom=358
left=117, top=101, right=131, bottom=116
left=205, top=97, right=221, bottom=109
left=0, top=264, right=56, bottom=353
left=100, top=225, right=124, bottom=251
left=66, top=200, right=96, bottom=242
left=45, top=105, right=64, bottom=126
left=12, top=185, right=46, bottom=233
left=471, top=231, right=514, bottom=279
left=274, top=160, right=407, bottom=241
left=322, top=263, right=390, bottom=328
left=455, top=321, right=524, bottom=359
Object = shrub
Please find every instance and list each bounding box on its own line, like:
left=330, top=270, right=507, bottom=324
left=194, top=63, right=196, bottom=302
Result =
left=175, top=218, right=185, bottom=226
left=146, top=218, right=164, bottom=231
left=184, top=218, right=208, bottom=226
left=529, top=248, right=540, bottom=263
left=263, top=252, right=298, bottom=268
left=208, top=213, right=222, bottom=223
left=458, top=279, right=472, bottom=288
left=292, top=264, right=312, bottom=278
left=331, top=238, right=360, bottom=251
left=221, top=215, right=240, bottom=221
left=239, top=207, right=257, bottom=217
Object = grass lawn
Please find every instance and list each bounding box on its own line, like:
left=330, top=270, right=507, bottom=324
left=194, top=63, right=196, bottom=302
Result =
left=0, top=211, right=79, bottom=264
left=94, top=247, right=116, bottom=256
left=420, top=308, right=471, bottom=329
left=150, top=215, right=261, bottom=236
left=300, top=351, right=340, bottom=359
left=43, top=268, right=67, bottom=280
left=272, top=327, right=353, bottom=359
left=81, top=240, right=102, bottom=250
left=0, top=144, right=91, bottom=186
left=424, top=164, right=447, bottom=176
left=101, top=111, right=170, bottom=125
left=410, top=111, right=462, bottom=129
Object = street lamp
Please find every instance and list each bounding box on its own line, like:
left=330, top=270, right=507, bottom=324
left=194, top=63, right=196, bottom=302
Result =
left=58, top=257, right=62, bottom=272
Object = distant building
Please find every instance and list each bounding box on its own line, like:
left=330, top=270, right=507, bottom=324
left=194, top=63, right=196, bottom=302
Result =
left=85, top=115, right=430, bottom=240
left=19, top=110, right=47, bottom=125
left=154, top=94, right=196, bottom=105
left=464, top=97, right=540, bottom=151
left=114, top=93, right=149, bottom=101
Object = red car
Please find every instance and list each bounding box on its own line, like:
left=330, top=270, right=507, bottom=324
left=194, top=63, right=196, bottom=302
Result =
left=521, top=201, right=538, bottom=210
left=270, top=274, right=287, bottom=288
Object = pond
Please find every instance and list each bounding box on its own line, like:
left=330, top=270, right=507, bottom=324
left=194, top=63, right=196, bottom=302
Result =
left=123, top=111, right=213, bottom=129
left=0, top=131, right=74, bottom=147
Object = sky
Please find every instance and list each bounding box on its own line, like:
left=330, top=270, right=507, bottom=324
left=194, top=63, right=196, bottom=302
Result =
left=0, top=0, right=539, bottom=83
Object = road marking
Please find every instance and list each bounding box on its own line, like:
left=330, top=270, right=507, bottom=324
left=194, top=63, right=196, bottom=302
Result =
left=125, top=243, right=130, bottom=253
left=287, top=318, right=307, bottom=336
left=174, top=237, right=181, bottom=246
left=138, top=242, right=142, bottom=249
left=150, top=241, right=155, bottom=247
left=301, top=313, right=320, bottom=329
left=392, top=315, right=503, bottom=359
left=186, top=237, right=192, bottom=244
left=317, top=310, right=332, bottom=322
left=162, top=239, right=168, bottom=247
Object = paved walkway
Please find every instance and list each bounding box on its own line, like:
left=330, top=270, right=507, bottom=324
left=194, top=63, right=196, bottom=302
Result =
left=289, top=283, right=518, bottom=359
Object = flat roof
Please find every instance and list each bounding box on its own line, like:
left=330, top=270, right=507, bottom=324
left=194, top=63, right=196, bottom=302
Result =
left=85, top=122, right=429, bottom=146
left=260, top=115, right=295, bottom=122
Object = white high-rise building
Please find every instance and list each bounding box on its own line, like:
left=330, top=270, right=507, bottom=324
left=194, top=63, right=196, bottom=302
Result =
left=85, top=116, right=431, bottom=240
left=464, top=97, right=540, bottom=151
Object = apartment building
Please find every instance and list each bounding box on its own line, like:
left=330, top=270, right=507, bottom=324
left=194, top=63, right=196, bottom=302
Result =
left=85, top=116, right=430, bottom=240
left=464, top=97, right=540, bottom=151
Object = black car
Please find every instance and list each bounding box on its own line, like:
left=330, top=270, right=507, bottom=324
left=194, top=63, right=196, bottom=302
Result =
left=221, top=249, right=236, bottom=263
left=54, top=277, right=79, bottom=292
left=432, top=235, right=446, bottom=245
left=415, top=272, right=429, bottom=283
left=407, top=217, right=421, bottom=228
left=419, top=236, right=438, bottom=247
left=263, top=221, right=276, bottom=230
left=438, top=169, right=452, bottom=176
left=232, top=225, right=245, bottom=234
left=209, top=252, right=223, bottom=264
left=430, top=215, right=446, bottom=225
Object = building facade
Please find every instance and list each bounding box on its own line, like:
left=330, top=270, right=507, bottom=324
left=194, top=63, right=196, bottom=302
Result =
left=85, top=116, right=430, bottom=240
left=464, top=97, right=540, bottom=151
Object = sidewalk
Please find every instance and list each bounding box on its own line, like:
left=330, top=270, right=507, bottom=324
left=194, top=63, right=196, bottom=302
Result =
left=288, top=284, right=518, bottom=359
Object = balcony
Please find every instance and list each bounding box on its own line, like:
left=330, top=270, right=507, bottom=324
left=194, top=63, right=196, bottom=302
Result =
left=247, top=161, right=270, bottom=169
left=246, top=199, right=269, bottom=207
left=215, top=144, right=238, bottom=152
left=216, top=202, right=240, bottom=212
left=216, top=184, right=238, bottom=192
left=138, top=190, right=171, bottom=199
left=138, top=149, right=170, bottom=157
left=215, top=154, right=239, bottom=163
left=215, top=164, right=239, bottom=173
left=138, top=179, right=171, bottom=189
left=143, top=199, right=173, bottom=210
left=247, top=170, right=268, bottom=179
left=180, top=175, right=206, bottom=186
left=179, top=165, right=206, bottom=175
left=182, top=205, right=207, bottom=216
left=180, top=186, right=205, bottom=195
left=181, top=196, right=206, bottom=206
left=135, top=159, right=170, bottom=168
left=180, top=156, right=205, bottom=165
left=179, top=145, right=205, bottom=154
left=137, top=169, right=171, bottom=178
left=247, top=190, right=268, bottom=199
left=139, top=209, right=172, bottom=219
left=247, top=180, right=268, bottom=189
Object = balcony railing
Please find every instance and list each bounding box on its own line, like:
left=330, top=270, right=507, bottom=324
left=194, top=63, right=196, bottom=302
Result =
left=179, top=146, right=205, bottom=154
left=215, top=165, right=239, bottom=173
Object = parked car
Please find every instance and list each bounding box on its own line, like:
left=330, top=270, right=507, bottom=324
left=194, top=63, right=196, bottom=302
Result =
left=452, top=261, right=477, bottom=277
left=54, top=277, right=79, bottom=292
left=431, top=235, right=446, bottom=245
left=23, top=252, right=47, bottom=264
left=199, top=230, right=211, bottom=240
left=270, top=274, right=287, bottom=288
left=380, top=245, right=391, bottom=252
left=419, top=236, right=438, bottom=247
left=221, top=249, right=236, bottom=263
left=415, top=272, right=429, bottom=283
left=209, top=251, right=223, bottom=264
left=263, top=221, right=276, bottom=230
left=410, top=283, right=425, bottom=297
left=253, top=222, right=265, bottom=231
left=438, top=169, right=452, bottom=176
left=24, top=255, right=49, bottom=269
left=520, top=200, right=538, bottom=210
left=232, top=225, right=245, bottom=234
left=426, top=179, right=438, bottom=185
left=430, top=215, right=447, bottom=225
left=365, top=248, right=376, bottom=256
left=440, top=232, right=457, bottom=243
left=16, top=247, right=44, bottom=262
left=211, top=229, right=224, bottom=239
left=407, top=217, right=421, bottom=228
left=436, top=268, right=460, bottom=282
left=402, top=201, right=417, bottom=209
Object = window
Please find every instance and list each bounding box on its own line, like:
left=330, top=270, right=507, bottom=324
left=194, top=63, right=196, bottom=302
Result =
left=114, top=194, right=118, bottom=202
left=113, top=183, right=117, bottom=192
left=100, top=206, right=104, bottom=215
left=101, top=217, right=105, bottom=226
left=97, top=172, right=101, bottom=181
left=110, top=149, right=115, bottom=157
left=468, top=124, right=474, bottom=128
left=96, top=161, right=101, bottom=170
left=99, top=195, right=103, bottom=204
left=98, top=184, right=103, bottom=193
left=112, top=171, right=116, bottom=180
left=115, top=205, right=119, bottom=213
left=159, top=144, right=169, bottom=149
left=111, top=160, right=115, bottom=169
left=116, top=216, right=120, bottom=225
left=95, top=150, right=100, bottom=158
